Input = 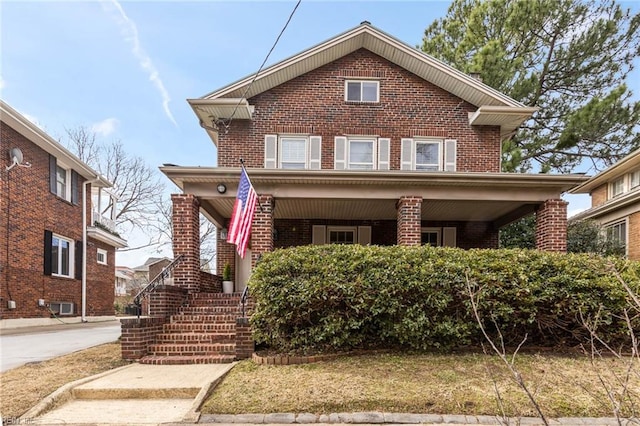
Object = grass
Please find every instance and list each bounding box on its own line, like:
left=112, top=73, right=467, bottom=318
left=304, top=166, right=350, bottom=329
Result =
left=202, top=351, right=640, bottom=418
left=0, top=342, right=126, bottom=419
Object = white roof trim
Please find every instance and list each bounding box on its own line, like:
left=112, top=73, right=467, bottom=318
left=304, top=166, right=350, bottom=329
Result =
left=570, top=148, right=640, bottom=194
left=196, top=23, right=526, bottom=109
left=0, top=100, right=111, bottom=187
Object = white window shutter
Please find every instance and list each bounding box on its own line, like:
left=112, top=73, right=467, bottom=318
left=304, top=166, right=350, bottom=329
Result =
left=264, top=135, right=277, bottom=169
left=377, top=138, right=390, bottom=170
left=312, top=225, right=326, bottom=245
left=309, top=136, right=322, bottom=170
left=334, top=136, right=347, bottom=170
left=357, top=226, right=372, bottom=245
left=443, top=227, right=457, bottom=247
left=444, top=139, right=457, bottom=172
left=401, top=138, right=413, bottom=170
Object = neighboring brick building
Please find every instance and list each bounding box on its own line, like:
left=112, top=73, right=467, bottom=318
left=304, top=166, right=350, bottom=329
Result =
left=161, top=23, right=588, bottom=292
left=570, top=148, right=640, bottom=260
left=0, top=100, right=127, bottom=326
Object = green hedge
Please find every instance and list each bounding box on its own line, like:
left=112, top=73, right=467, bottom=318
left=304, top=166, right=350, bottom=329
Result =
left=249, top=245, right=640, bottom=353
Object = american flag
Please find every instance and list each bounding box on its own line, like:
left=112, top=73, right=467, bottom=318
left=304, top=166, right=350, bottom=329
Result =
left=227, top=168, right=258, bottom=258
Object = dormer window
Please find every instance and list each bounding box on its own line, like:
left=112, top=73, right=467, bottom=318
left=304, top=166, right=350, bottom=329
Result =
left=345, top=80, right=379, bottom=102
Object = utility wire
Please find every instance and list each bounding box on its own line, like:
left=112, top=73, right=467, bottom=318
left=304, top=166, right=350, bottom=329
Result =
left=222, top=0, right=302, bottom=133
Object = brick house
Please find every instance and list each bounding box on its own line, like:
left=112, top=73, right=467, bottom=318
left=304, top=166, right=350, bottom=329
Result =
left=162, top=23, right=588, bottom=292
left=570, top=148, right=640, bottom=259
left=0, top=100, right=127, bottom=326
left=121, top=23, right=587, bottom=364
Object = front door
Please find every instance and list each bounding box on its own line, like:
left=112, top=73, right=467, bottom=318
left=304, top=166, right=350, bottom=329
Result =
left=236, top=248, right=252, bottom=293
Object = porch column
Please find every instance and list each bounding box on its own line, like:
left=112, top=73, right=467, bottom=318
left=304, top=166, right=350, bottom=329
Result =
left=171, top=194, right=201, bottom=293
left=397, top=196, right=422, bottom=246
left=535, top=199, right=568, bottom=252
left=251, top=194, right=274, bottom=268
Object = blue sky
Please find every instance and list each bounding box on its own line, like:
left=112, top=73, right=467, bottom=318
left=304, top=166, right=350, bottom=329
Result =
left=2, top=0, right=639, bottom=266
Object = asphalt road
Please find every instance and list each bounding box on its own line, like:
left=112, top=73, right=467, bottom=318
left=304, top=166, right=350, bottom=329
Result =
left=0, top=320, right=122, bottom=372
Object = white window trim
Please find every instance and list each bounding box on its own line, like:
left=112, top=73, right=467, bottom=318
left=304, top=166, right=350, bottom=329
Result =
left=344, top=80, right=380, bottom=103
left=421, top=227, right=441, bottom=246
left=50, top=301, right=74, bottom=316
left=610, top=177, right=626, bottom=199
left=415, top=140, right=443, bottom=171
left=347, top=137, right=377, bottom=170
left=56, top=163, right=72, bottom=201
left=52, top=234, right=74, bottom=278
left=327, top=226, right=358, bottom=244
left=605, top=218, right=628, bottom=256
left=278, top=136, right=309, bottom=169
left=630, top=170, right=640, bottom=190
left=97, top=248, right=108, bottom=265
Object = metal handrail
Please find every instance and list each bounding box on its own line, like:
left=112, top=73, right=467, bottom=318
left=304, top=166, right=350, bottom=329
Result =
left=240, top=285, right=249, bottom=318
left=133, top=255, right=184, bottom=317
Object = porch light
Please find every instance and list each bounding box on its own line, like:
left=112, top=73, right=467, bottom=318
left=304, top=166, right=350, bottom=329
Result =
left=217, top=183, right=227, bottom=194
left=220, top=228, right=228, bottom=240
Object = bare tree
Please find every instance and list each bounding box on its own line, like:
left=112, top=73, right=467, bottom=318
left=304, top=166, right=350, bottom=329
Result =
left=63, top=126, right=166, bottom=250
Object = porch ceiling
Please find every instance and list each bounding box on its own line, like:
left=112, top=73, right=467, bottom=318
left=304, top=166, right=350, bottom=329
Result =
left=161, top=167, right=589, bottom=228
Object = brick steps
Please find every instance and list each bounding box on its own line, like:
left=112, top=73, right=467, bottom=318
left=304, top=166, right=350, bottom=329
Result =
left=148, top=343, right=236, bottom=356
left=156, top=332, right=235, bottom=344
left=139, top=354, right=236, bottom=365
left=179, top=306, right=239, bottom=314
left=170, top=314, right=237, bottom=323
left=163, top=322, right=236, bottom=333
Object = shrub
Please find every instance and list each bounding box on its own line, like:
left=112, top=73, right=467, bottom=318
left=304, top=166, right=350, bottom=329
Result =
left=249, top=245, right=640, bottom=353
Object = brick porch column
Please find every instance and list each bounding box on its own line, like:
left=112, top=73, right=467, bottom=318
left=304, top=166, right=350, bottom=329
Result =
left=251, top=195, right=274, bottom=268
left=397, top=196, right=422, bottom=246
left=171, top=194, right=201, bottom=293
left=535, top=199, right=568, bottom=252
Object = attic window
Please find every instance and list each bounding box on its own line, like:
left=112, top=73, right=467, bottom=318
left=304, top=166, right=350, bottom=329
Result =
left=345, top=80, right=379, bottom=102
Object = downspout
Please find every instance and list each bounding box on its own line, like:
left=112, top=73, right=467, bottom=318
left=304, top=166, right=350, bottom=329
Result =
left=82, top=177, right=100, bottom=322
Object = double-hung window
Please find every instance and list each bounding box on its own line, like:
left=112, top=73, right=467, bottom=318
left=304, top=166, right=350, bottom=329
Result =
left=264, top=135, right=322, bottom=169
left=56, top=165, right=69, bottom=200
left=345, top=80, right=379, bottom=103
left=605, top=220, right=627, bottom=255
left=51, top=234, right=74, bottom=278
left=334, top=136, right=390, bottom=170
left=611, top=177, right=625, bottom=198
left=401, top=138, right=456, bottom=172
left=630, top=170, right=640, bottom=190
left=49, top=155, right=78, bottom=203
left=348, top=139, right=375, bottom=170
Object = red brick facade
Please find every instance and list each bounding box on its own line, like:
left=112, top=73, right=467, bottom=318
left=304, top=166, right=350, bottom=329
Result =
left=171, top=194, right=201, bottom=293
left=217, top=49, right=501, bottom=173
left=0, top=122, right=116, bottom=320
left=535, top=199, right=568, bottom=252
left=397, top=196, right=423, bottom=246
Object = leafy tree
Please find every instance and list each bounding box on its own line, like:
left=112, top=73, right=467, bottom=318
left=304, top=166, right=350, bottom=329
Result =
left=421, top=0, right=640, bottom=173
left=499, top=214, right=535, bottom=248
left=567, top=219, right=625, bottom=256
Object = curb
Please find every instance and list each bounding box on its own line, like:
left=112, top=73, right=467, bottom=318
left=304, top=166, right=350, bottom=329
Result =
left=199, top=412, right=635, bottom=425
left=19, top=363, right=137, bottom=420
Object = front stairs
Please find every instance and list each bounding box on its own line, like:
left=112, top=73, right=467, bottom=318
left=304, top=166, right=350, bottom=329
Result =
left=140, top=292, right=246, bottom=365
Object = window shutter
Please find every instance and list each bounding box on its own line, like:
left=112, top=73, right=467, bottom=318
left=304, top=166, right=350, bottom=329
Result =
left=49, top=155, right=57, bottom=194
left=357, top=226, right=372, bottom=245
left=312, top=225, right=326, bottom=245
left=400, top=138, right=413, bottom=170
left=444, top=139, right=457, bottom=172
left=75, top=240, right=83, bottom=280
left=71, top=171, right=80, bottom=205
left=377, top=138, right=390, bottom=170
left=44, top=230, right=53, bottom=275
left=264, top=135, right=277, bottom=169
left=334, top=137, right=347, bottom=170
left=443, top=227, right=457, bottom=247
left=309, top=136, right=322, bottom=170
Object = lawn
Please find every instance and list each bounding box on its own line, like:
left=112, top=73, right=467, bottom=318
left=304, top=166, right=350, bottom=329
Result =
left=202, top=351, right=640, bottom=418
left=0, top=342, right=126, bottom=419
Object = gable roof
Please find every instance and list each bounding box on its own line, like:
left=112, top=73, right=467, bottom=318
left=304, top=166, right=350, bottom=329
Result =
left=189, top=22, right=536, bottom=144
left=0, top=100, right=111, bottom=187
left=570, top=148, right=640, bottom=194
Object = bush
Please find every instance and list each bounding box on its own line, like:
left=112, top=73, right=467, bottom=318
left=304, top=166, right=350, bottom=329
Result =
left=249, top=245, right=640, bottom=353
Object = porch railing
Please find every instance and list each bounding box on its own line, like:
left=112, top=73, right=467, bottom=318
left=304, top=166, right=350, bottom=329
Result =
left=133, top=255, right=183, bottom=318
left=92, top=209, right=117, bottom=232
left=240, top=285, right=250, bottom=318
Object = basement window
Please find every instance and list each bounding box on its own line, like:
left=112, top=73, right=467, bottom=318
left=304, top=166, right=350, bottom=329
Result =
left=50, top=301, right=74, bottom=316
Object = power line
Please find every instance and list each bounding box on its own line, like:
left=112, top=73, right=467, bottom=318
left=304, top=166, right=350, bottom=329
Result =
left=222, top=0, right=302, bottom=133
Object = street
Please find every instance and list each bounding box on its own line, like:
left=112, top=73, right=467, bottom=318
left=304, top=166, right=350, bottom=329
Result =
left=0, top=320, right=122, bottom=372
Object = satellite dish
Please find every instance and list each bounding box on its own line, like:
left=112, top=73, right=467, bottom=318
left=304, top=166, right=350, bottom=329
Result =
left=6, top=147, right=31, bottom=171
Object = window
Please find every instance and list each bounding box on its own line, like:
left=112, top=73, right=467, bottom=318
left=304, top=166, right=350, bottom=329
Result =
left=421, top=228, right=441, bottom=246
left=611, top=178, right=625, bottom=198
left=605, top=220, right=627, bottom=254
left=97, top=248, right=107, bottom=265
left=345, top=80, right=379, bottom=102
left=51, top=235, right=74, bottom=278
left=348, top=139, right=375, bottom=169
left=401, top=138, right=456, bottom=172
left=631, top=171, right=640, bottom=190
left=264, top=135, right=321, bottom=170
left=56, top=165, right=69, bottom=200
left=49, top=155, right=78, bottom=203
left=50, top=302, right=74, bottom=316
left=415, top=141, right=441, bottom=171
left=327, top=227, right=357, bottom=244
